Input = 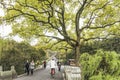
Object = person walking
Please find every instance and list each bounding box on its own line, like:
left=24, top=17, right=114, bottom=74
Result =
left=30, top=60, right=35, bottom=75
left=57, top=61, right=61, bottom=71
left=25, top=60, right=30, bottom=75
left=43, top=60, right=46, bottom=69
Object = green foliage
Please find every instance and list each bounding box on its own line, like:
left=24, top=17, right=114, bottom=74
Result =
left=0, top=38, right=46, bottom=74
left=80, top=49, right=120, bottom=80
left=1, top=0, right=120, bottom=65
left=94, top=37, right=120, bottom=53
left=80, top=37, right=120, bottom=54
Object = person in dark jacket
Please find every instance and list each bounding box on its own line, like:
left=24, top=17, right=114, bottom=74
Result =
left=57, top=61, right=61, bottom=71
left=43, top=60, right=46, bottom=69
left=25, top=60, right=30, bottom=75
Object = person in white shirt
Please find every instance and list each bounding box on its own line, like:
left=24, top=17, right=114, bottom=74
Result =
left=50, top=58, right=57, bottom=76
left=30, top=60, right=35, bottom=75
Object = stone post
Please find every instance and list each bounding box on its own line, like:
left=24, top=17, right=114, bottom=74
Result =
left=0, top=66, right=2, bottom=80
left=0, top=66, right=2, bottom=71
left=11, top=66, right=17, bottom=78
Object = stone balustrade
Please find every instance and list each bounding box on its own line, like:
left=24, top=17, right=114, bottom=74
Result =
left=64, top=66, right=81, bottom=80
left=0, top=66, right=17, bottom=80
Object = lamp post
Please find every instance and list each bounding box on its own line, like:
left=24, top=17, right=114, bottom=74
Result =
left=65, top=48, right=67, bottom=61
left=0, top=42, right=1, bottom=65
left=0, top=39, right=3, bottom=65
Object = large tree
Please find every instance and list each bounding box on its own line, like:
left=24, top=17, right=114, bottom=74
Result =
left=1, top=0, right=120, bottom=65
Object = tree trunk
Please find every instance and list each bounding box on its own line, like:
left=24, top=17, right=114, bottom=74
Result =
left=75, top=45, right=80, bottom=66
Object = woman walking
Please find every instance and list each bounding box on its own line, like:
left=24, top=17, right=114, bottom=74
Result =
left=30, top=60, right=35, bottom=75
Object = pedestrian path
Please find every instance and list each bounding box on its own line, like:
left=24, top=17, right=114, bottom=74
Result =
left=14, top=63, right=63, bottom=80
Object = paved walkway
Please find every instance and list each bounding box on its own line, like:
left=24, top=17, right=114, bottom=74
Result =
left=14, top=62, right=64, bottom=80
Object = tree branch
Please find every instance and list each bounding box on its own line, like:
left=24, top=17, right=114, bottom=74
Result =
left=82, top=33, right=120, bottom=42
left=16, top=0, right=48, bottom=14
left=80, top=1, right=110, bottom=32
left=7, top=6, right=48, bottom=23
left=90, top=20, right=120, bottom=29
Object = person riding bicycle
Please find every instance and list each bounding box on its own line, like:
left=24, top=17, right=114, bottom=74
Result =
left=50, top=58, right=56, bottom=76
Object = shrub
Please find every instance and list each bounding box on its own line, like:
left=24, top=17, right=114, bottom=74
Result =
left=80, top=49, right=120, bottom=80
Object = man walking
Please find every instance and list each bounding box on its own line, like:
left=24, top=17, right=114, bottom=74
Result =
left=25, top=60, right=30, bottom=75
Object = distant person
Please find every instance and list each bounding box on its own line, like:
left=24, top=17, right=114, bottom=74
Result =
left=30, top=60, right=35, bottom=75
left=57, top=61, right=61, bottom=71
left=25, top=60, right=30, bottom=75
left=43, top=60, right=46, bottom=69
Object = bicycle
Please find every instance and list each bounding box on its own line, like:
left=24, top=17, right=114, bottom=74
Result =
left=51, top=68, right=55, bottom=78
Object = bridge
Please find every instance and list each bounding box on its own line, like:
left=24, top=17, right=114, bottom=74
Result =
left=14, top=62, right=64, bottom=80
left=0, top=60, right=81, bottom=80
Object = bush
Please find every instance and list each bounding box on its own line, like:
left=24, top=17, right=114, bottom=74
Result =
left=80, top=49, right=120, bottom=80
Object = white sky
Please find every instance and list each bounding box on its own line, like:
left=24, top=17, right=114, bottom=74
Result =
left=0, top=7, right=68, bottom=45
left=0, top=25, right=12, bottom=37
left=0, top=8, right=4, bottom=16
left=0, top=8, right=10, bottom=37
left=0, top=8, right=38, bottom=45
left=0, top=8, right=24, bottom=43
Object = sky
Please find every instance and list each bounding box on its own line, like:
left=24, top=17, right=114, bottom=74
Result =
left=0, top=8, right=11, bottom=37
left=0, top=8, right=24, bottom=42
left=0, top=24, right=12, bottom=37
left=0, top=8, right=38, bottom=45
left=0, top=7, right=62, bottom=45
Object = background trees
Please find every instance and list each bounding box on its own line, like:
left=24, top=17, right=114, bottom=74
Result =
left=0, top=38, right=46, bottom=74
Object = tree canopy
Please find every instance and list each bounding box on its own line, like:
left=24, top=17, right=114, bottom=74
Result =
left=1, top=0, right=120, bottom=65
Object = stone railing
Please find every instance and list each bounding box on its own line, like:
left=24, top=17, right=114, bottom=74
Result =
left=0, top=66, right=17, bottom=80
left=64, top=66, right=81, bottom=80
